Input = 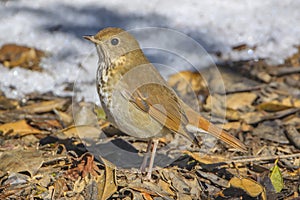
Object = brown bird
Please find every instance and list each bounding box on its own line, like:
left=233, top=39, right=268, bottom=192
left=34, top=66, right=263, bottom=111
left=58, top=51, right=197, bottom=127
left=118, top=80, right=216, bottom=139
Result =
left=84, top=27, right=247, bottom=179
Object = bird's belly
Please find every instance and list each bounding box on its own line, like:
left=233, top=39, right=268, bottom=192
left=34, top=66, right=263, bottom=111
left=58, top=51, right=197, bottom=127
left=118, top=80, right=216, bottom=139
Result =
left=107, top=95, right=168, bottom=139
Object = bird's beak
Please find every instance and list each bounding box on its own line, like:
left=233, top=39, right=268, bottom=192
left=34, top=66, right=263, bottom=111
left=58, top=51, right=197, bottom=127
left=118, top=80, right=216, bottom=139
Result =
left=83, top=35, right=99, bottom=44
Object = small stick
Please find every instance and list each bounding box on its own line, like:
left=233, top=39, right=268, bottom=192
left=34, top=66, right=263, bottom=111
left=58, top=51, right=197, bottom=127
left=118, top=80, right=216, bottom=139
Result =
left=224, top=85, right=264, bottom=95
left=227, top=152, right=300, bottom=164
left=269, top=66, right=300, bottom=76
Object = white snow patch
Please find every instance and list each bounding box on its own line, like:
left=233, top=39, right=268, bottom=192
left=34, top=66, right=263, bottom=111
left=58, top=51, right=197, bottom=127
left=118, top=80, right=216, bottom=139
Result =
left=0, top=0, right=299, bottom=101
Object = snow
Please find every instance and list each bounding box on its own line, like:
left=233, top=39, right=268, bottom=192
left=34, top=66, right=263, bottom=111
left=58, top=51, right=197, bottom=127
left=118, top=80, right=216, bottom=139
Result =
left=0, top=0, right=299, bottom=100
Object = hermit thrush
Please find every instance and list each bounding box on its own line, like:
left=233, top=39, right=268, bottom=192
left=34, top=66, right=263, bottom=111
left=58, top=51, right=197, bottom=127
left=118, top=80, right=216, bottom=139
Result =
left=84, top=27, right=247, bottom=179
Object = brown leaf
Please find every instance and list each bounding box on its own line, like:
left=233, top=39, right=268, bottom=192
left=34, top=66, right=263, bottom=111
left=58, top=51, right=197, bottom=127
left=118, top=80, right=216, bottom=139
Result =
left=97, top=157, right=117, bottom=200
left=19, top=99, right=69, bottom=114
left=0, top=149, right=43, bottom=176
left=177, top=193, right=193, bottom=200
left=204, top=94, right=227, bottom=118
left=53, top=109, right=73, bottom=126
left=157, top=179, right=175, bottom=197
left=183, top=150, right=226, bottom=164
left=0, top=119, right=41, bottom=136
left=73, top=176, right=88, bottom=193
left=65, top=153, right=100, bottom=181
left=30, top=119, right=62, bottom=131
left=160, top=169, right=191, bottom=195
left=257, top=101, right=292, bottom=112
left=226, top=92, right=257, bottom=111
left=257, top=97, right=300, bottom=112
left=168, top=71, right=208, bottom=96
left=225, top=109, right=241, bottom=120
left=197, top=170, right=228, bottom=188
left=240, top=112, right=265, bottom=124
left=229, top=177, right=266, bottom=199
left=0, top=95, right=18, bottom=110
left=129, top=179, right=173, bottom=197
left=57, top=125, right=101, bottom=141
left=0, top=43, right=47, bottom=71
left=223, top=122, right=252, bottom=132
left=52, top=178, right=67, bottom=199
left=141, top=192, right=153, bottom=200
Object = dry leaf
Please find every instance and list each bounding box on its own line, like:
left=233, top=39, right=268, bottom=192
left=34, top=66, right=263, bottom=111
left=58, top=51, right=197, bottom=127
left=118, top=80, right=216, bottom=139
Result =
left=160, top=169, right=190, bottom=193
left=197, top=170, right=228, bottom=188
left=281, top=97, right=300, bottom=107
left=129, top=182, right=158, bottom=196
left=168, top=71, right=208, bottom=96
left=240, top=111, right=265, bottom=124
left=177, top=193, right=193, bottom=200
left=129, top=179, right=173, bottom=197
left=223, top=122, right=252, bottom=132
left=256, top=71, right=272, bottom=83
left=118, top=189, right=144, bottom=200
left=0, top=119, right=41, bottom=136
left=30, top=119, right=62, bottom=131
left=229, top=177, right=266, bottom=199
left=0, top=149, right=43, bottom=176
left=58, top=125, right=101, bottom=142
left=52, top=178, right=67, bottom=199
left=157, top=179, right=175, bottom=196
left=183, top=150, right=226, bottom=164
left=257, top=97, right=300, bottom=112
left=204, top=94, right=227, bottom=118
left=226, top=92, right=257, bottom=111
left=73, top=176, right=88, bottom=193
left=53, top=109, right=73, bottom=126
left=0, top=95, right=19, bottom=110
left=19, top=99, right=69, bottom=114
left=183, top=177, right=201, bottom=198
left=257, top=101, right=292, bottom=112
left=97, top=157, right=117, bottom=200
left=225, top=109, right=241, bottom=120
left=0, top=43, right=47, bottom=70
left=66, top=153, right=101, bottom=181
left=141, top=192, right=153, bottom=200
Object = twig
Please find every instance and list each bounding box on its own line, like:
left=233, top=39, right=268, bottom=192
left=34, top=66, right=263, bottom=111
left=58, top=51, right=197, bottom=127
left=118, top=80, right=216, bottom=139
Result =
left=269, top=66, right=300, bottom=76
left=224, top=85, right=264, bottom=95
left=262, top=108, right=300, bottom=121
left=228, top=153, right=300, bottom=164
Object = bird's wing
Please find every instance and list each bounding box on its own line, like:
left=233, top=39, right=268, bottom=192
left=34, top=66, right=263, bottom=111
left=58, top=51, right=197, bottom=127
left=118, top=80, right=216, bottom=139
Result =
left=122, top=83, right=194, bottom=141
left=122, top=83, right=247, bottom=152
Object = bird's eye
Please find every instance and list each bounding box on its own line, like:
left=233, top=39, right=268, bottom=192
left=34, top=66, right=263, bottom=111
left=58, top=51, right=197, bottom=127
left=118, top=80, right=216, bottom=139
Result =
left=111, top=38, right=119, bottom=45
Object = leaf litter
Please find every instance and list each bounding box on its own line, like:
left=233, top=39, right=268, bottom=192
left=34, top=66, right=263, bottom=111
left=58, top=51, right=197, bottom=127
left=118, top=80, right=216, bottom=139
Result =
left=0, top=45, right=300, bottom=199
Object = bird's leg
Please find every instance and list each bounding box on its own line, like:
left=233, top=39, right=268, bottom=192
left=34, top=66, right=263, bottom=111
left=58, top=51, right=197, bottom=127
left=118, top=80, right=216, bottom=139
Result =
left=146, top=138, right=159, bottom=180
left=139, top=139, right=152, bottom=172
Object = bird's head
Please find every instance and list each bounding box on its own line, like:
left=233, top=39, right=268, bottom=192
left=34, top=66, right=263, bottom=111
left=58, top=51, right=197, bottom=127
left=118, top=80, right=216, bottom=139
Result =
left=84, top=27, right=141, bottom=62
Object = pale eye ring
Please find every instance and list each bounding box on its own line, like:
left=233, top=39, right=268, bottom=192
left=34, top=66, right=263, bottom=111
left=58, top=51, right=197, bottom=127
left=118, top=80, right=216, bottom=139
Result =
left=111, top=38, right=119, bottom=45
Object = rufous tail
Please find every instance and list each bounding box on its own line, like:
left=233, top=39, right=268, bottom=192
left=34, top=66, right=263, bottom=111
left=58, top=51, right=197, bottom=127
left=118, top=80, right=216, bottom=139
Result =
left=183, top=103, right=247, bottom=152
